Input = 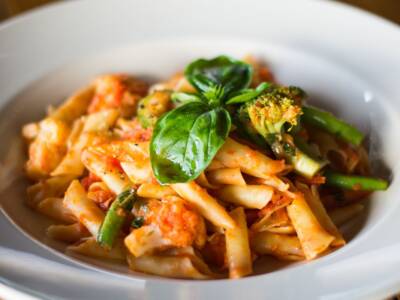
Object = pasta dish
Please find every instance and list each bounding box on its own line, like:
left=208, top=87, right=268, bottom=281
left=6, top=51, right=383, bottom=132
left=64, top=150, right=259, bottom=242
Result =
left=22, top=55, right=389, bottom=279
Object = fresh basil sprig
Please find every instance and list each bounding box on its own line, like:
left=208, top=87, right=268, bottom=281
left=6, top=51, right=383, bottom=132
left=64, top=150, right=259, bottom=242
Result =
left=185, top=56, right=252, bottom=105
left=150, top=55, right=266, bottom=184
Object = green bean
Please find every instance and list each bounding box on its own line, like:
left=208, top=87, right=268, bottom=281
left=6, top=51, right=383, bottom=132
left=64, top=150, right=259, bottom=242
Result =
left=325, top=171, right=388, bottom=191
left=302, top=106, right=364, bottom=146
left=97, top=189, right=136, bottom=249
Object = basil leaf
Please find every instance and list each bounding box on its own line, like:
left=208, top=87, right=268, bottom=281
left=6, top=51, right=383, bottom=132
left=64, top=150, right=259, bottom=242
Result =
left=185, top=56, right=252, bottom=102
left=171, top=92, right=203, bottom=106
left=226, top=82, right=270, bottom=105
left=150, top=102, right=231, bottom=184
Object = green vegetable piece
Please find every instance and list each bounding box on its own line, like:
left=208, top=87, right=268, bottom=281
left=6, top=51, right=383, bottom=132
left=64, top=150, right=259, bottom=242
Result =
left=325, top=171, right=389, bottom=191
left=302, top=106, right=364, bottom=146
left=137, top=90, right=171, bottom=128
left=185, top=56, right=252, bottom=104
left=288, top=148, right=326, bottom=178
left=150, top=101, right=231, bottom=184
left=226, top=82, right=270, bottom=105
left=283, top=142, right=296, bottom=156
left=246, top=87, right=303, bottom=137
left=97, top=189, right=136, bottom=249
left=131, top=216, right=144, bottom=229
left=240, top=85, right=325, bottom=177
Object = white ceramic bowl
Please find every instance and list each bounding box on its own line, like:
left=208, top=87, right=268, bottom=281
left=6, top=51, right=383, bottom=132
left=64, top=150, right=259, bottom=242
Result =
left=1, top=0, right=400, bottom=299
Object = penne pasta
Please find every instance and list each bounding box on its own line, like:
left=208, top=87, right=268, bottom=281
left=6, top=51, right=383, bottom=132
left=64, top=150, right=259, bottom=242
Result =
left=266, top=225, right=296, bottom=235
left=215, top=138, right=285, bottom=178
left=163, top=247, right=219, bottom=278
left=120, top=161, right=153, bottom=185
left=287, top=193, right=335, bottom=259
left=46, top=223, right=90, bottom=243
left=251, top=231, right=305, bottom=261
left=127, top=254, right=210, bottom=279
left=137, top=183, right=177, bottom=198
left=52, top=110, right=119, bottom=177
left=66, top=118, right=85, bottom=149
left=225, top=207, right=252, bottom=278
left=26, top=175, right=75, bottom=208
left=81, top=148, right=131, bottom=194
left=67, top=237, right=126, bottom=260
left=171, top=182, right=235, bottom=229
left=196, top=172, right=219, bottom=189
left=215, top=185, right=273, bottom=209
left=63, top=180, right=105, bottom=237
left=36, top=197, right=76, bottom=223
left=207, top=168, right=246, bottom=186
left=206, top=159, right=226, bottom=171
left=251, top=176, right=290, bottom=192
left=297, top=183, right=345, bottom=247
left=50, top=85, right=95, bottom=124
left=82, top=109, right=119, bottom=132
left=251, top=192, right=293, bottom=232
left=257, top=208, right=290, bottom=231
left=328, top=204, right=364, bottom=227
left=124, top=224, right=172, bottom=257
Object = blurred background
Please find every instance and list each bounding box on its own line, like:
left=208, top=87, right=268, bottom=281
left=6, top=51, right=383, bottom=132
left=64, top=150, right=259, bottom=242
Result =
left=0, top=0, right=399, bottom=24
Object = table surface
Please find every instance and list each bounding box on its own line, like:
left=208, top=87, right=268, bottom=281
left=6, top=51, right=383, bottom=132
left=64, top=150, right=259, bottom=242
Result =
left=0, top=1, right=399, bottom=300
left=0, top=0, right=400, bottom=24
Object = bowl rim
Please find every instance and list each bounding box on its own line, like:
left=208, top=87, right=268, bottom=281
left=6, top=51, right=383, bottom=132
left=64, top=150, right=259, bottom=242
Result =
left=0, top=0, right=400, bottom=298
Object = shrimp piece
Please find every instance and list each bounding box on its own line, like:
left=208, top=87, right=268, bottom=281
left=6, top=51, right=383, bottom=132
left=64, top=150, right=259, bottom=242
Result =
left=134, top=196, right=207, bottom=249
left=26, top=118, right=70, bottom=179
left=88, top=75, right=148, bottom=116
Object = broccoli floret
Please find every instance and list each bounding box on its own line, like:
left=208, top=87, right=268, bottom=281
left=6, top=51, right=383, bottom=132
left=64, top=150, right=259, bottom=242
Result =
left=246, top=90, right=302, bottom=138
left=238, top=85, right=326, bottom=178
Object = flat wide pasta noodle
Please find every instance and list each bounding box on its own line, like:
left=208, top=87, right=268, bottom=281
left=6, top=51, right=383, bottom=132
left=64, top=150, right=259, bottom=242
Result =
left=215, top=185, right=273, bottom=209
left=124, top=224, right=172, bottom=257
left=163, top=247, right=220, bottom=278
left=171, top=182, right=235, bottom=230
left=215, top=138, right=285, bottom=178
left=251, top=193, right=293, bottom=232
left=81, top=148, right=131, bottom=194
left=63, top=180, right=105, bottom=237
left=47, top=223, right=90, bottom=243
left=196, top=172, right=220, bottom=189
left=67, top=237, right=126, bottom=261
left=127, top=254, right=210, bottom=279
left=50, top=85, right=95, bottom=124
left=52, top=109, right=119, bottom=177
left=252, top=176, right=289, bottom=192
left=225, top=207, right=252, bottom=278
left=206, top=168, right=246, bottom=186
left=287, top=193, right=334, bottom=260
left=297, top=183, right=345, bottom=247
left=137, top=183, right=177, bottom=198
left=26, top=175, right=75, bottom=208
left=36, top=197, right=76, bottom=224
left=251, top=231, right=305, bottom=261
left=257, top=208, right=291, bottom=232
